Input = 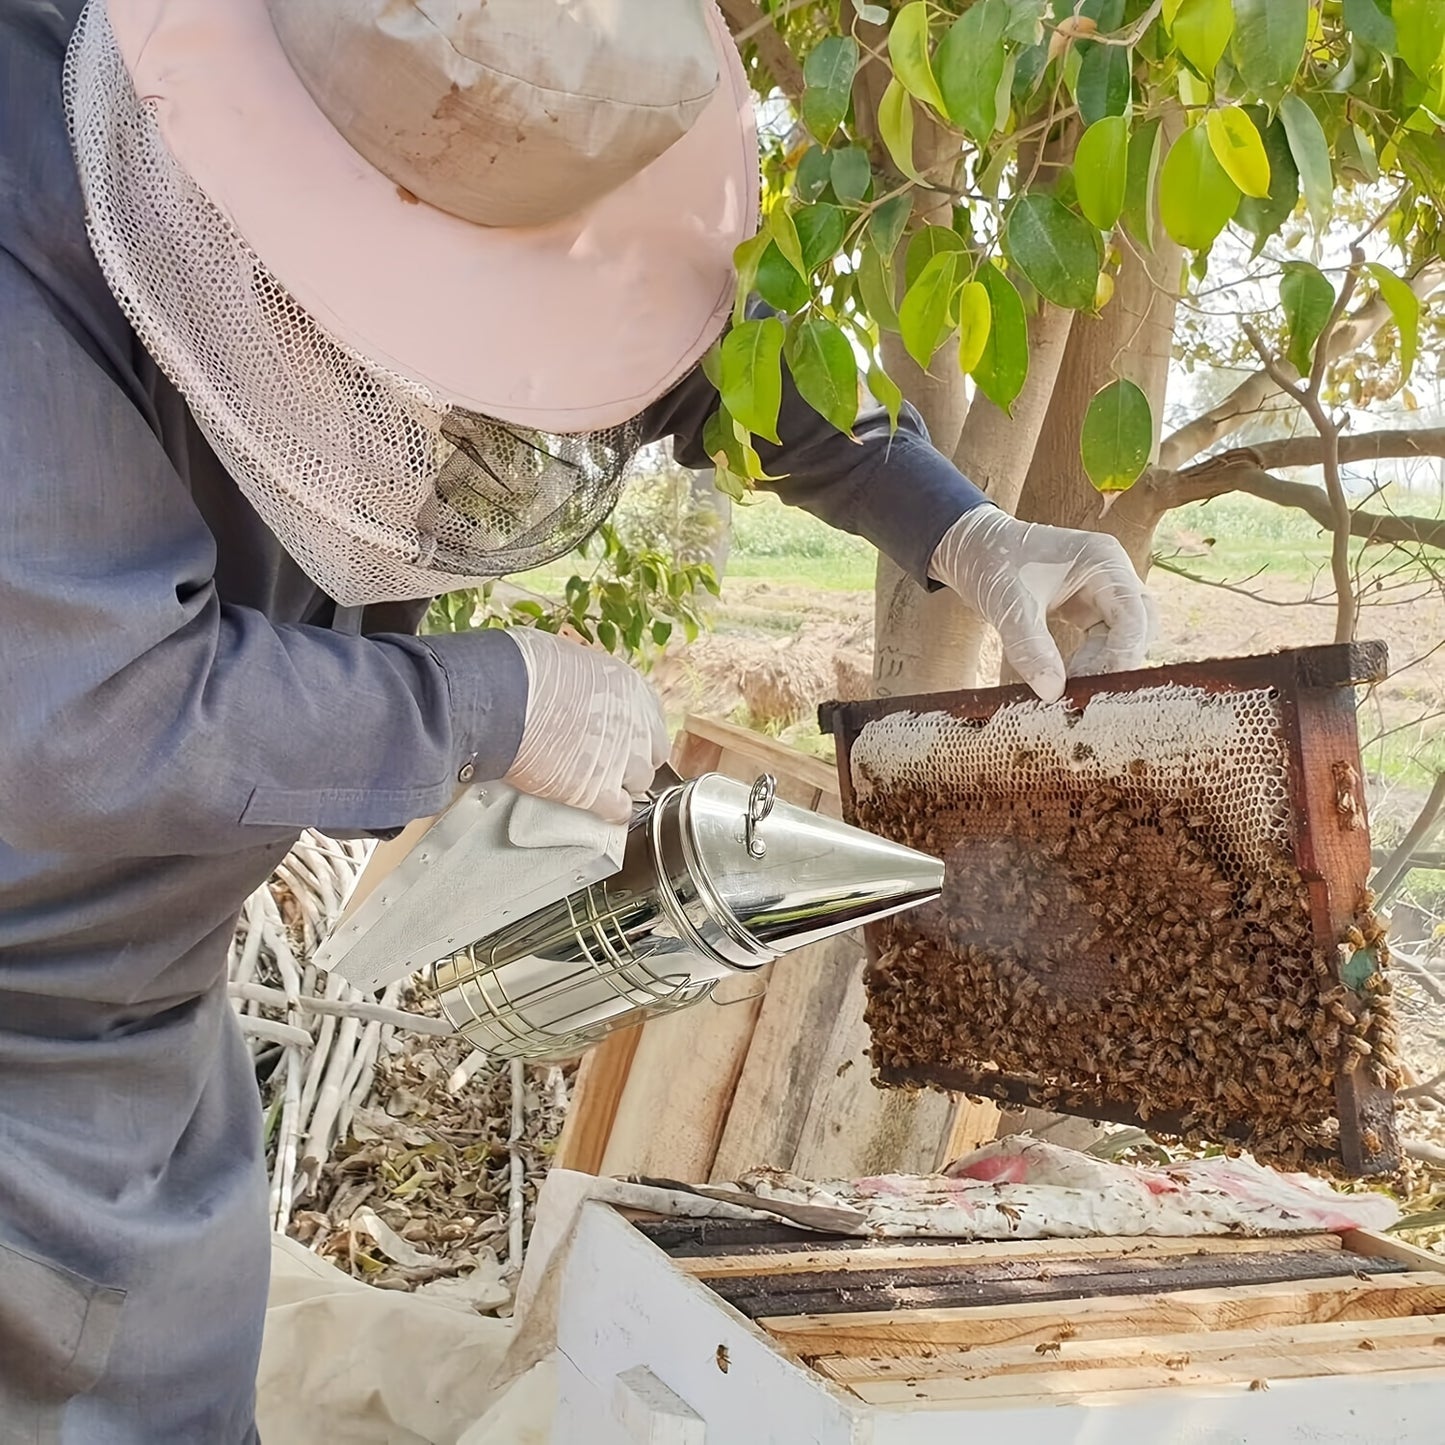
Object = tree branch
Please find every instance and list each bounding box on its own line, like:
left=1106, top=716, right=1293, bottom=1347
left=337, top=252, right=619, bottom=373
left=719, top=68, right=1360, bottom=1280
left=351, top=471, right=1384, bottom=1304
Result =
left=1243, top=253, right=1364, bottom=643
left=1172, top=464, right=1445, bottom=549
left=718, top=0, right=807, bottom=102
left=1373, top=772, right=1445, bottom=905
left=1159, top=260, right=1445, bottom=470
left=1241, top=427, right=1445, bottom=471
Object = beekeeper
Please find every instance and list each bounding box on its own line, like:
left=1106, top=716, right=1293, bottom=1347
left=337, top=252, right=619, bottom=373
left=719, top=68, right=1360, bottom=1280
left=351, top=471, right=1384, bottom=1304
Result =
left=0, top=0, right=1152, bottom=1438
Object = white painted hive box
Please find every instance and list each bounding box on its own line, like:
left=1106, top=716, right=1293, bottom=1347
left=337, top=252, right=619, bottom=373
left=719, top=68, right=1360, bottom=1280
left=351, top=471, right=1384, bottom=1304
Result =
left=552, top=1200, right=1445, bottom=1444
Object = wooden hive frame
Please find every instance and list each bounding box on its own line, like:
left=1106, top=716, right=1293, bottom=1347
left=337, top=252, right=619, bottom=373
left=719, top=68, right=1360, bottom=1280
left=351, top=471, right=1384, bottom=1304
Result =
left=819, top=643, right=1399, bottom=1176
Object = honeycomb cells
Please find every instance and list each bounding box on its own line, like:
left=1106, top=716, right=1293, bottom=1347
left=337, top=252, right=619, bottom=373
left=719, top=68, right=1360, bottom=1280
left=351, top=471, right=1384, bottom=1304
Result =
left=850, top=685, right=1398, bottom=1174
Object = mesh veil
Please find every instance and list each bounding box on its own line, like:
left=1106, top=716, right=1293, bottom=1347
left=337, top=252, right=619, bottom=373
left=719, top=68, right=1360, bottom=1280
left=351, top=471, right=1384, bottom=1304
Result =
left=62, top=1, right=644, bottom=607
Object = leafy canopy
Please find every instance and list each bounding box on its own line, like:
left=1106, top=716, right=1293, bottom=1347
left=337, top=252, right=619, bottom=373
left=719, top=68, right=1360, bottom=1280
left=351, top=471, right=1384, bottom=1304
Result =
left=710, top=0, right=1445, bottom=497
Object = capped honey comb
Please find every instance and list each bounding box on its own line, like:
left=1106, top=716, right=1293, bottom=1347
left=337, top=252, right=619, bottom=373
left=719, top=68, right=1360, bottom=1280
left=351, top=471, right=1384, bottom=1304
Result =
left=821, top=644, right=1401, bottom=1178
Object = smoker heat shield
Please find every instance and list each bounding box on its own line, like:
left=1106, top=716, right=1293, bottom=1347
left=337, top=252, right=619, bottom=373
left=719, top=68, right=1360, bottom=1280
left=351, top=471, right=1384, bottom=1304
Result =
left=819, top=643, right=1401, bottom=1177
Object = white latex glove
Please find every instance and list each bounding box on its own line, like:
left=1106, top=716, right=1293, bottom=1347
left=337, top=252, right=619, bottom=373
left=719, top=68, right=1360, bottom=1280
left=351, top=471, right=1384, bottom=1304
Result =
left=502, top=628, right=670, bottom=824
left=929, top=507, right=1157, bottom=703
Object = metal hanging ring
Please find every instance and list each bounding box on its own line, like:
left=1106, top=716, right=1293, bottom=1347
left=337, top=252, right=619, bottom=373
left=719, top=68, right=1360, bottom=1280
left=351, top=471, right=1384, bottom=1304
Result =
left=744, top=774, right=777, bottom=859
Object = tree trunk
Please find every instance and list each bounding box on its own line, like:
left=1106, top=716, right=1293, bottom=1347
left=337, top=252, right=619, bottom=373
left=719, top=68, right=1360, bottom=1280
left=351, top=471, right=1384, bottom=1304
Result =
left=870, top=108, right=1083, bottom=697
left=996, top=230, right=1183, bottom=685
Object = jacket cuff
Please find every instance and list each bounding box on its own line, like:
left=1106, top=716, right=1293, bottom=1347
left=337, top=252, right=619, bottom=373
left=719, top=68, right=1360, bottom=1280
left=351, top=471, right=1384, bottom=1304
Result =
left=419, top=628, right=529, bottom=786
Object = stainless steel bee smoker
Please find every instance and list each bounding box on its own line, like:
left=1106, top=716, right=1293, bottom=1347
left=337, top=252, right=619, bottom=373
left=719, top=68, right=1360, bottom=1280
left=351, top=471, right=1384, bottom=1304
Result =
left=315, top=766, right=944, bottom=1064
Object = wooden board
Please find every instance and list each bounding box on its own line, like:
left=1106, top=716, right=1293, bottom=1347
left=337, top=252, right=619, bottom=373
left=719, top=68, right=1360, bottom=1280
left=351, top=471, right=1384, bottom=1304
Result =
left=842, top=1345, right=1445, bottom=1407
left=599, top=971, right=766, bottom=1182
left=678, top=1234, right=1345, bottom=1281
left=815, top=1311, right=1445, bottom=1388
left=716, top=1249, right=1401, bottom=1321
left=761, top=1272, right=1445, bottom=1358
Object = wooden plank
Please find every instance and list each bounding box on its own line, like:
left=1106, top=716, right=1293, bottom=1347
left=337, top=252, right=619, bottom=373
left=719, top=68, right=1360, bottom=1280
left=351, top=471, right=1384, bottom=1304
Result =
left=846, top=1346, right=1445, bottom=1407
left=761, top=1273, right=1445, bottom=1357
left=1343, top=1229, right=1445, bottom=1274
left=816, top=1311, right=1445, bottom=1385
left=710, top=933, right=862, bottom=1183
left=599, top=971, right=768, bottom=1182
left=788, top=934, right=959, bottom=1181
left=554, top=1024, right=644, bottom=1175
left=939, top=1098, right=1003, bottom=1167
left=681, top=1235, right=1345, bottom=1281
left=681, top=715, right=841, bottom=804
left=717, top=1249, right=1399, bottom=1321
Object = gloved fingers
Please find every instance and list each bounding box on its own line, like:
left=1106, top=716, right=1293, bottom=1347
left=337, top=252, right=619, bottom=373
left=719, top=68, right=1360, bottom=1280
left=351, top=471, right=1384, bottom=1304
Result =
left=991, top=580, right=1068, bottom=704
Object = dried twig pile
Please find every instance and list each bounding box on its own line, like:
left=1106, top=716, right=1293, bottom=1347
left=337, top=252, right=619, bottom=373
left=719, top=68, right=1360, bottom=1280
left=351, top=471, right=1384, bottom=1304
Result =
left=226, top=831, right=566, bottom=1305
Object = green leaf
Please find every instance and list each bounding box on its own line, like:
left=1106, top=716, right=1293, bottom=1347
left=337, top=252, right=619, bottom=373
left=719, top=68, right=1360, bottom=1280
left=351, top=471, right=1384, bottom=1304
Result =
left=1279, top=94, right=1333, bottom=233
left=785, top=316, right=859, bottom=433
left=1344, top=0, right=1397, bottom=52
left=1172, top=0, right=1234, bottom=76
left=1122, top=117, right=1163, bottom=250
left=1395, top=0, right=1445, bottom=78
left=1231, top=0, right=1309, bottom=98
left=866, top=362, right=905, bottom=429
left=972, top=264, right=1030, bottom=413
left=730, top=231, right=771, bottom=325
left=769, top=208, right=808, bottom=279
left=1365, top=262, right=1422, bottom=383
left=898, top=250, right=961, bottom=368
left=856, top=2, right=890, bottom=23
left=857, top=243, right=901, bottom=331
left=830, top=145, right=873, bottom=203
left=1158, top=124, right=1241, bottom=251
left=1075, top=41, right=1133, bottom=124
left=718, top=317, right=785, bottom=442
left=956, top=280, right=993, bottom=375
left=755, top=241, right=810, bottom=312
left=1004, top=193, right=1104, bottom=310
left=1205, top=106, right=1271, bottom=198
left=1163, top=0, right=1185, bottom=24
left=1075, top=115, right=1130, bottom=230
left=795, top=202, right=847, bottom=271
left=1081, top=378, right=1153, bottom=492
left=1235, top=109, right=1300, bottom=250
left=936, top=0, right=1009, bottom=142
left=878, top=78, right=925, bottom=183
left=795, top=145, right=833, bottom=203
left=905, top=224, right=968, bottom=287
left=1280, top=261, right=1335, bottom=376
left=869, top=193, right=913, bottom=260
left=888, top=2, right=947, bottom=111
left=801, top=35, right=859, bottom=143
left=1339, top=122, right=1381, bottom=185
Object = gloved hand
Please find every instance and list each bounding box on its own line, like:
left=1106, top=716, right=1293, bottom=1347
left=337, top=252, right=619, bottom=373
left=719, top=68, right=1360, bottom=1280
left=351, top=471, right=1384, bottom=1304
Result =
left=502, top=627, right=670, bottom=823
left=929, top=507, right=1156, bottom=703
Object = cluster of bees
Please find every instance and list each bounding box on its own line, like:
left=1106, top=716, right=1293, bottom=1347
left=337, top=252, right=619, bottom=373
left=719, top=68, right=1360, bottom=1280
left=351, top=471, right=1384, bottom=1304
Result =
left=854, top=768, right=1400, bottom=1174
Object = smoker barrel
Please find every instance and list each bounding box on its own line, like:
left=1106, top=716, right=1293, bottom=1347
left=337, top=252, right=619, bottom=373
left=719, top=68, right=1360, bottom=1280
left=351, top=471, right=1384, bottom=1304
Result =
left=431, top=772, right=944, bottom=1062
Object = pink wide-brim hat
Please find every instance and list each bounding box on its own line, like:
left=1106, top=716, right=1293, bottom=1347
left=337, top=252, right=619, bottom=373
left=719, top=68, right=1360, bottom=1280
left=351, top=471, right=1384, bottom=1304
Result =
left=104, top=0, right=761, bottom=433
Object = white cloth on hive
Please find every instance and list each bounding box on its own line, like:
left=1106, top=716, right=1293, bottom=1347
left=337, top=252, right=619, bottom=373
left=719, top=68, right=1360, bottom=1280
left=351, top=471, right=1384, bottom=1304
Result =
left=739, top=1137, right=1402, bottom=1238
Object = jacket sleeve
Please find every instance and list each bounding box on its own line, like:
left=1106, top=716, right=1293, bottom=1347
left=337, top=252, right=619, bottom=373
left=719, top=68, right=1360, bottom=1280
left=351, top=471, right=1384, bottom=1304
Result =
left=0, top=252, right=527, bottom=857
left=638, top=305, right=992, bottom=588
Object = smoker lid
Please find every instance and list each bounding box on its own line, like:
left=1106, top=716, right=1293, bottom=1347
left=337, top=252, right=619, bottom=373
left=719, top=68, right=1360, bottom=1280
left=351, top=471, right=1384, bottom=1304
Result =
left=654, top=772, right=945, bottom=970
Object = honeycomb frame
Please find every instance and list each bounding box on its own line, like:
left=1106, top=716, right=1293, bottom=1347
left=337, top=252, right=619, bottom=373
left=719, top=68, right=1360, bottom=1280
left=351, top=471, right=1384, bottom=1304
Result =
left=820, top=643, right=1399, bottom=1178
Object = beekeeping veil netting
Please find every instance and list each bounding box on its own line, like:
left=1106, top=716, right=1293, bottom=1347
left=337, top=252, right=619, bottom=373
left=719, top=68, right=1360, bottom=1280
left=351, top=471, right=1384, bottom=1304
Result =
left=62, top=3, right=643, bottom=608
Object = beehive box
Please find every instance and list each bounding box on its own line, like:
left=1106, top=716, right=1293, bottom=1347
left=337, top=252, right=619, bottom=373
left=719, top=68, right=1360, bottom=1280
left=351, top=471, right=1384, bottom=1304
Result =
left=552, top=1201, right=1445, bottom=1444
left=818, top=644, right=1400, bottom=1177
